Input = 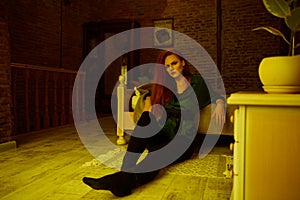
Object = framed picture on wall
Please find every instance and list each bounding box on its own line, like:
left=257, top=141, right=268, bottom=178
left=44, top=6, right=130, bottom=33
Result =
left=153, top=18, right=174, bottom=47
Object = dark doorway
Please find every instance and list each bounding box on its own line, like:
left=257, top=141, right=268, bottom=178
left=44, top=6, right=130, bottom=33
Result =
left=83, top=20, right=140, bottom=115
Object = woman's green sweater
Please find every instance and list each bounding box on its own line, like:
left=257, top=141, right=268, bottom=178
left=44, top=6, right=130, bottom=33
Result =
left=162, top=75, right=223, bottom=140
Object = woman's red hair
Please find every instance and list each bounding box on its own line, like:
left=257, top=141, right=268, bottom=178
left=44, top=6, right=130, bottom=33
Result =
left=151, top=50, right=191, bottom=115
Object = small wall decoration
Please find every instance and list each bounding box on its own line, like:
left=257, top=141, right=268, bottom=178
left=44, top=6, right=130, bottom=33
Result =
left=153, top=18, right=174, bottom=47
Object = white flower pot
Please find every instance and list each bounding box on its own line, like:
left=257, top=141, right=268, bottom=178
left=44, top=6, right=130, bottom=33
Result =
left=259, top=55, right=300, bottom=93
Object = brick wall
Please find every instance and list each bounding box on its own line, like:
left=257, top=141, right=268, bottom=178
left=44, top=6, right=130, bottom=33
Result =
left=0, top=0, right=13, bottom=143
left=7, top=0, right=282, bottom=92
left=221, top=0, right=282, bottom=93
left=3, top=0, right=284, bottom=135
left=7, top=0, right=169, bottom=70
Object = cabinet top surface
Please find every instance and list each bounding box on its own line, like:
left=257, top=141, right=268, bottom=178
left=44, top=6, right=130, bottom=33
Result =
left=227, top=91, right=300, bottom=106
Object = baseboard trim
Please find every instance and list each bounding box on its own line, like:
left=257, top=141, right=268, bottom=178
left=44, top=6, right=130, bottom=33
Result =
left=0, top=141, right=17, bottom=152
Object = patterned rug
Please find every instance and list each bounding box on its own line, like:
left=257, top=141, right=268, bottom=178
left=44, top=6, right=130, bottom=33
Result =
left=81, top=148, right=233, bottom=178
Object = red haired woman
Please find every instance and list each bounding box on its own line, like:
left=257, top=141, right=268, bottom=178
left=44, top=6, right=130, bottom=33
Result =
left=83, top=50, right=226, bottom=197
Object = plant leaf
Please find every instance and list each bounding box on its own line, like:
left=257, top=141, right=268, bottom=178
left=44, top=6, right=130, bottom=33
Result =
left=285, top=7, right=300, bottom=31
left=263, top=0, right=291, bottom=18
left=252, top=26, right=290, bottom=44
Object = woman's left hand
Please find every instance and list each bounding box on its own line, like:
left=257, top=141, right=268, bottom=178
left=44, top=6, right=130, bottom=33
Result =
left=212, top=100, right=226, bottom=126
left=143, top=96, right=152, bottom=112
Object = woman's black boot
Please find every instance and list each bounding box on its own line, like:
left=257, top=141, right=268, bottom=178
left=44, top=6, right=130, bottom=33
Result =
left=82, top=171, right=135, bottom=197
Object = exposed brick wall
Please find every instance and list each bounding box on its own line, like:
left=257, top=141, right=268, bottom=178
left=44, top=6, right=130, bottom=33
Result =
left=7, top=0, right=281, bottom=92
left=7, top=0, right=169, bottom=69
left=162, top=0, right=220, bottom=89
left=8, top=0, right=61, bottom=67
left=221, top=0, right=282, bottom=93
left=4, top=0, right=285, bottom=134
left=0, top=0, right=13, bottom=143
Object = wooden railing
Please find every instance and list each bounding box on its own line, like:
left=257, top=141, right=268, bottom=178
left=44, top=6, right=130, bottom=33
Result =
left=11, top=63, right=86, bottom=135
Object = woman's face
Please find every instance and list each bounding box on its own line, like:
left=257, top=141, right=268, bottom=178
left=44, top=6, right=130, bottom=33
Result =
left=164, top=54, right=185, bottom=79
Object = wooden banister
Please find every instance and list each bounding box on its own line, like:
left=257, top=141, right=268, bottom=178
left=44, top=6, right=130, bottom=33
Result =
left=11, top=63, right=86, bottom=135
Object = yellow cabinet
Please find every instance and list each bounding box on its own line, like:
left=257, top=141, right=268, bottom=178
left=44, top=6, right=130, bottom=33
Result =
left=228, top=92, right=300, bottom=200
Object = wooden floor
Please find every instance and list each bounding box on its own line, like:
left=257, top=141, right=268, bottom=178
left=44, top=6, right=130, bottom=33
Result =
left=0, top=116, right=233, bottom=200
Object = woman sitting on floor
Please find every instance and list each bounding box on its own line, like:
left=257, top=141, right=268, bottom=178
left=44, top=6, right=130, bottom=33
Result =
left=82, top=49, right=226, bottom=197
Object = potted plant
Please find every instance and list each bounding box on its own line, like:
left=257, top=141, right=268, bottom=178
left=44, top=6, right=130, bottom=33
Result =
left=253, top=0, right=300, bottom=93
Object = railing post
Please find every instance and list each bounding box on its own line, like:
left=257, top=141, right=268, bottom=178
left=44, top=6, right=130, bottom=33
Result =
left=80, top=72, right=86, bottom=121
left=68, top=74, right=74, bottom=123
left=44, top=71, right=50, bottom=129
left=34, top=70, right=40, bottom=131
left=24, top=69, right=30, bottom=132
left=52, top=72, right=59, bottom=127
left=12, top=68, right=17, bottom=133
left=116, top=75, right=127, bottom=145
left=60, top=74, right=66, bottom=125
left=74, top=73, right=80, bottom=122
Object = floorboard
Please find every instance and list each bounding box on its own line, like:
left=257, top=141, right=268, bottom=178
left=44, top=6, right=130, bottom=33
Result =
left=0, top=116, right=233, bottom=200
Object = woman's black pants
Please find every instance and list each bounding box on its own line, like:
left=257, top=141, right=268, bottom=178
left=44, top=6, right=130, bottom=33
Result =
left=121, top=111, right=196, bottom=187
